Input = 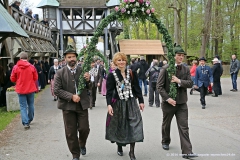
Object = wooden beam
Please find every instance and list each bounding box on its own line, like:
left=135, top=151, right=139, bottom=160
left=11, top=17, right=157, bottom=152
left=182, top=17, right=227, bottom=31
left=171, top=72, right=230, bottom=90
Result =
left=0, top=35, right=9, bottom=43
left=62, top=10, right=72, bottom=30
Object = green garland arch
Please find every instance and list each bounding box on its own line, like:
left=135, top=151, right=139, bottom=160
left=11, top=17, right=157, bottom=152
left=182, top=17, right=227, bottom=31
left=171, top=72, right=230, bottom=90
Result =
left=77, top=46, right=109, bottom=72
left=77, top=0, right=177, bottom=99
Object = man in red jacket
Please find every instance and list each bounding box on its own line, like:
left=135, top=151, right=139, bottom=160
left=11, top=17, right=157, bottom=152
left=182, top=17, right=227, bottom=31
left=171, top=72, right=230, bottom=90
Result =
left=10, top=52, right=38, bottom=129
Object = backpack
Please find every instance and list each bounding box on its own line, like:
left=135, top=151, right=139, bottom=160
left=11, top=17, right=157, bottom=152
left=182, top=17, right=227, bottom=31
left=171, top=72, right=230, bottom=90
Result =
left=151, top=67, right=160, bottom=88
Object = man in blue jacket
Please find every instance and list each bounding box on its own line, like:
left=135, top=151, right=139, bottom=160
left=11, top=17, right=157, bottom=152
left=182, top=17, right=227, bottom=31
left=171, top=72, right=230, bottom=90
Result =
left=194, top=57, right=213, bottom=109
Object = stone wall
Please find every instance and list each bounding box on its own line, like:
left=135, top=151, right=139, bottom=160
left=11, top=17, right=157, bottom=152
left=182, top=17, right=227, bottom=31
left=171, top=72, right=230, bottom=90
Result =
left=6, top=91, right=19, bottom=111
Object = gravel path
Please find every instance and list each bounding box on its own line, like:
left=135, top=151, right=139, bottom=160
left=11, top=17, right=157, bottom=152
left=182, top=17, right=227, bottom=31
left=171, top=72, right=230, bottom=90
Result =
left=0, top=78, right=239, bottom=160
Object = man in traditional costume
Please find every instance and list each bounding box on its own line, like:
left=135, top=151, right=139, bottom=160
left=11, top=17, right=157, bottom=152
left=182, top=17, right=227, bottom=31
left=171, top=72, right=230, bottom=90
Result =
left=157, top=44, right=198, bottom=159
left=54, top=46, right=91, bottom=160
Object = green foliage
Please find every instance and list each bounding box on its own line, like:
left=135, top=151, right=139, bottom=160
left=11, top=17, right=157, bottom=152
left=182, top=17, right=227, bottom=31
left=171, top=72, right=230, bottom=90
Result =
left=77, top=45, right=109, bottom=73
left=77, top=0, right=178, bottom=99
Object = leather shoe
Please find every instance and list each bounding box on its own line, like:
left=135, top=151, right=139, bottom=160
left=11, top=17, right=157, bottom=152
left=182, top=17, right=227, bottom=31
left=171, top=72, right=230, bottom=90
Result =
left=202, top=105, right=205, bottom=109
left=80, top=147, right=86, bottom=155
left=72, top=158, right=79, bottom=160
left=182, top=153, right=198, bottom=159
left=117, top=146, right=123, bottom=156
left=129, top=152, right=136, bottom=160
left=117, top=151, right=123, bottom=156
left=190, top=89, right=193, bottom=95
left=212, top=95, right=218, bottom=97
left=162, top=144, right=169, bottom=150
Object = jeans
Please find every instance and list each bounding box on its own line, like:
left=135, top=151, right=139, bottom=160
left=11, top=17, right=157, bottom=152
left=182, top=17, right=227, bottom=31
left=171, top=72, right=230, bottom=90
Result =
left=231, top=72, right=238, bottom=90
left=139, top=79, right=148, bottom=95
left=18, top=93, right=35, bottom=125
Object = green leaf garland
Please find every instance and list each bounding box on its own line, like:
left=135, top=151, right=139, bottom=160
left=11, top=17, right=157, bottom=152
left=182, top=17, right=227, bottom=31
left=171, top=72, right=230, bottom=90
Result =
left=77, top=0, right=177, bottom=99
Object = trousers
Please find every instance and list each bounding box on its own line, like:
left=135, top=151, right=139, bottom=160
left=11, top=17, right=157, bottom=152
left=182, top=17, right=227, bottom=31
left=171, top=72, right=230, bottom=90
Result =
left=148, top=84, right=160, bottom=107
left=90, top=86, right=97, bottom=107
left=62, top=108, right=90, bottom=159
left=199, top=86, right=208, bottom=105
left=161, top=103, right=192, bottom=154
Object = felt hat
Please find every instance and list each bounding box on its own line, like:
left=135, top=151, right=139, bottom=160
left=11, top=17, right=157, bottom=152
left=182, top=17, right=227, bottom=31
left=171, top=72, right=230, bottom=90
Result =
left=198, top=57, right=207, bottom=61
left=174, top=43, right=186, bottom=55
left=63, top=45, right=78, bottom=57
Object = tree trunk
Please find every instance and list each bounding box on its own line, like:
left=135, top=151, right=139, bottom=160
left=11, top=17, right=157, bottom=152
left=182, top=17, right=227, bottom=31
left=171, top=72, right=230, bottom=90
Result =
left=144, top=23, right=148, bottom=39
left=173, top=0, right=181, bottom=44
left=184, top=0, right=188, bottom=53
left=135, top=22, right=140, bottom=39
left=214, top=0, right=219, bottom=56
left=200, top=0, right=212, bottom=58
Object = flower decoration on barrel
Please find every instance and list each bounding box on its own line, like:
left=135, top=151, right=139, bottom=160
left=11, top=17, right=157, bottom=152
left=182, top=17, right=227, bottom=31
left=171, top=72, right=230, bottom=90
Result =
left=114, top=0, right=155, bottom=21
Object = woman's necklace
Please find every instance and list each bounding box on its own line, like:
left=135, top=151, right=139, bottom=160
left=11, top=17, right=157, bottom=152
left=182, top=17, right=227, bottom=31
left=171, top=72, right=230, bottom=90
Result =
left=112, top=69, right=133, bottom=101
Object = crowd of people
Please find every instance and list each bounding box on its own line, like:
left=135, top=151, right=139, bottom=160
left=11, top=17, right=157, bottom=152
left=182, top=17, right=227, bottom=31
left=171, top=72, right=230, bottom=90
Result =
left=0, top=44, right=239, bottom=160
left=189, top=54, right=239, bottom=109
left=10, top=1, right=49, bottom=26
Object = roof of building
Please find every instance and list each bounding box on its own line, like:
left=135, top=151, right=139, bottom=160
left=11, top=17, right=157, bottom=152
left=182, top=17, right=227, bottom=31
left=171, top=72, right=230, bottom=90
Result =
left=119, top=40, right=165, bottom=55
left=106, top=0, right=120, bottom=7
left=0, top=4, right=28, bottom=38
left=37, top=0, right=60, bottom=8
left=57, top=0, right=106, bottom=7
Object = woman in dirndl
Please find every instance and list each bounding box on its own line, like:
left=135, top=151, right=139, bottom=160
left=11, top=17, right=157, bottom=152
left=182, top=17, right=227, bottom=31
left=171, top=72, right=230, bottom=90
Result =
left=106, top=52, right=144, bottom=160
left=48, top=59, right=61, bottom=101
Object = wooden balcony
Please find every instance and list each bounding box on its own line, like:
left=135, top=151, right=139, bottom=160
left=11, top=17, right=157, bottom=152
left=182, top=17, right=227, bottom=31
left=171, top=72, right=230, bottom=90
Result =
left=10, top=7, right=52, bottom=41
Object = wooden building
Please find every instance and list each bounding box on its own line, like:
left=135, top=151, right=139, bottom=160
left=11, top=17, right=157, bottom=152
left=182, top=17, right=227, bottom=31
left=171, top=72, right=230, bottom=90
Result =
left=119, top=39, right=167, bottom=64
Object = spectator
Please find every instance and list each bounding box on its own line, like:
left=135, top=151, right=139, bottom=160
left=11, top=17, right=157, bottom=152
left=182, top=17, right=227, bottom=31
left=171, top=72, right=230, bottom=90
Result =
left=44, top=60, right=50, bottom=84
left=145, top=59, right=161, bottom=107
left=26, top=9, right=33, bottom=19
left=189, top=60, right=198, bottom=95
left=136, top=56, right=149, bottom=96
left=230, top=54, right=239, bottom=92
left=10, top=52, right=38, bottom=129
left=1, top=63, right=15, bottom=107
left=129, top=58, right=138, bottom=72
left=211, top=58, right=222, bottom=97
left=11, top=1, right=21, bottom=11
left=89, top=59, right=101, bottom=109
left=33, top=14, right=39, bottom=22
left=48, top=59, right=61, bottom=101
left=24, top=7, right=29, bottom=14
left=41, top=61, right=47, bottom=85
left=163, top=60, right=168, bottom=65
left=0, top=65, right=6, bottom=107
left=214, top=55, right=223, bottom=95
left=96, top=59, right=103, bottom=94
left=158, top=61, right=163, bottom=68
left=41, top=18, right=49, bottom=26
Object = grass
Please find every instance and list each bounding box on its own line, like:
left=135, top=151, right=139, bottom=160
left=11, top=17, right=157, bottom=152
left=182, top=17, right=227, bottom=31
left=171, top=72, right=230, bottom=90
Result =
left=0, top=107, right=20, bottom=132
left=0, top=87, right=45, bottom=132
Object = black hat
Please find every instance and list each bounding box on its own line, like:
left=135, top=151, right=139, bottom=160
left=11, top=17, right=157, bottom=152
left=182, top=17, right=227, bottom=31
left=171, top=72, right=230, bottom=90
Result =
left=174, top=43, right=186, bottom=55
left=198, top=57, right=207, bottom=61
left=63, top=45, right=78, bottom=57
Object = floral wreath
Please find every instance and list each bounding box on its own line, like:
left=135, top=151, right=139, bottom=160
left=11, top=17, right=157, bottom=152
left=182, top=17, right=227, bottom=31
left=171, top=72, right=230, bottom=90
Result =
left=77, top=0, right=177, bottom=99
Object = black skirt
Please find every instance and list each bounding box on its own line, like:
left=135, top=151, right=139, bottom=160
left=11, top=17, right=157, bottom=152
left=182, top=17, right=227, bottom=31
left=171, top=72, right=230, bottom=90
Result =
left=105, top=97, right=144, bottom=146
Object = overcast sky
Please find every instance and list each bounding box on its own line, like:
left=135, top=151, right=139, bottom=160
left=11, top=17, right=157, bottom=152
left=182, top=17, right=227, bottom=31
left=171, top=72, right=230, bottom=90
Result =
left=11, top=0, right=104, bottom=51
